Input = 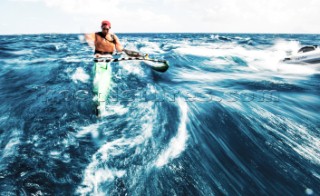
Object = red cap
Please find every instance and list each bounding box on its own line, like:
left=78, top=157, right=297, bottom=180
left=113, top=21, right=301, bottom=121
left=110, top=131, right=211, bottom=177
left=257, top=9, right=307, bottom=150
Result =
left=101, top=20, right=111, bottom=28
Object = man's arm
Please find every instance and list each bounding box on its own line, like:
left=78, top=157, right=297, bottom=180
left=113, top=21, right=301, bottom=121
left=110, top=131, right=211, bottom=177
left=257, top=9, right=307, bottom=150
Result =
left=84, top=33, right=95, bottom=49
left=113, top=34, right=144, bottom=57
left=113, top=34, right=123, bottom=52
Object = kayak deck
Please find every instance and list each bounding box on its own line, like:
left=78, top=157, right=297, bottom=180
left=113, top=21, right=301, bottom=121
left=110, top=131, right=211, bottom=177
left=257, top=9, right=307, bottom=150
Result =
left=93, top=61, right=112, bottom=116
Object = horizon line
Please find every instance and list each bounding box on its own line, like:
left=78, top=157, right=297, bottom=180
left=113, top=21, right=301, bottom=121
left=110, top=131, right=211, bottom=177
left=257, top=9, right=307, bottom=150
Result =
left=1, top=32, right=320, bottom=36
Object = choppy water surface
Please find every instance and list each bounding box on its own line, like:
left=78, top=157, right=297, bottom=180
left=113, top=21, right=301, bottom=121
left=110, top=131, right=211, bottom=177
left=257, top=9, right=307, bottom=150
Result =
left=0, top=33, right=319, bottom=195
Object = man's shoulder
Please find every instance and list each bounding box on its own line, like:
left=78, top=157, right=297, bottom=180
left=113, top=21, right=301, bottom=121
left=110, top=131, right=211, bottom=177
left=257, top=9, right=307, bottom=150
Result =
left=112, top=33, right=119, bottom=39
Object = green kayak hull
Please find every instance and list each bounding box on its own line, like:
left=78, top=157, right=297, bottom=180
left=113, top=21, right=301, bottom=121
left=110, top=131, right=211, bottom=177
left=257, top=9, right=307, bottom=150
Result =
left=93, top=61, right=112, bottom=116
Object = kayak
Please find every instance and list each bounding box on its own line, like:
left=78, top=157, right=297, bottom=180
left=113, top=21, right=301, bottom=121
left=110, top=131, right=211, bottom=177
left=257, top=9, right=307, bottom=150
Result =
left=92, top=55, right=169, bottom=116
left=93, top=57, right=112, bottom=116
left=282, top=45, right=320, bottom=64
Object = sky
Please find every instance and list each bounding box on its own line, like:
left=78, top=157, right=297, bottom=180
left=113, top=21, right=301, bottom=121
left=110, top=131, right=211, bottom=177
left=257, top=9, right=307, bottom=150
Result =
left=0, top=0, right=320, bottom=34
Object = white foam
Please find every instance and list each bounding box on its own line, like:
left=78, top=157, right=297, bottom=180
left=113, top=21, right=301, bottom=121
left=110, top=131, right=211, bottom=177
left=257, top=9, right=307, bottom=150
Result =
left=120, top=61, right=145, bottom=77
left=276, top=63, right=318, bottom=75
left=173, top=39, right=320, bottom=75
left=77, top=101, right=156, bottom=195
left=155, top=98, right=189, bottom=167
left=76, top=122, right=102, bottom=138
left=1, top=129, right=21, bottom=159
left=251, top=107, right=320, bottom=165
left=71, top=67, right=90, bottom=83
left=139, top=41, right=164, bottom=54
left=62, top=56, right=88, bottom=63
left=49, top=150, right=61, bottom=158
left=247, top=40, right=320, bottom=74
left=174, top=46, right=215, bottom=57
left=77, top=138, right=127, bottom=194
left=305, top=188, right=314, bottom=195
left=10, top=49, right=33, bottom=55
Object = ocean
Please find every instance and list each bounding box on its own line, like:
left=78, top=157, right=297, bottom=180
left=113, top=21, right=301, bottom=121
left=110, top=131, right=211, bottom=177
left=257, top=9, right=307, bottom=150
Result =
left=0, top=33, right=319, bottom=195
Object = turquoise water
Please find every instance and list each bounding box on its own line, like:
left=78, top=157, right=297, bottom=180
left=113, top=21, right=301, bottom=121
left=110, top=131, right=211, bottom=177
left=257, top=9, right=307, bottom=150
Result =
left=0, top=33, right=319, bottom=195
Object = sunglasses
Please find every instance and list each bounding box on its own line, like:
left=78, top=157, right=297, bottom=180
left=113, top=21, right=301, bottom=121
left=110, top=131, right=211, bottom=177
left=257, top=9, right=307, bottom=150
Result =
left=102, top=27, right=110, bottom=30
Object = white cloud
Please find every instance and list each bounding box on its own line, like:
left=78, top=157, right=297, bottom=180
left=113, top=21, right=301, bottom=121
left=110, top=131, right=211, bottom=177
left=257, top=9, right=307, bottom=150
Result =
left=28, top=0, right=173, bottom=32
left=198, top=0, right=320, bottom=33
left=6, top=0, right=320, bottom=33
left=44, top=0, right=120, bottom=14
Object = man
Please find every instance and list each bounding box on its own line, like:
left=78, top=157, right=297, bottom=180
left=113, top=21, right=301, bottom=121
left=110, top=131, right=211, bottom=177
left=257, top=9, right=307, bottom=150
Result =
left=94, top=20, right=122, bottom=57
left=87, top=20, right=143, bottom=58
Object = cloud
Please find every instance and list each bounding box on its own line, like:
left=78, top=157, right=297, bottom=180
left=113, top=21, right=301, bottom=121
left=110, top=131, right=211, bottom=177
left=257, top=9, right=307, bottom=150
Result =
left=22, top=0, right=173, bottom=32
left=189, top=0, right=320, bottom=33
left=7, top=0, right=320, bottom=33
left=49, top=0, right=120, bottom=14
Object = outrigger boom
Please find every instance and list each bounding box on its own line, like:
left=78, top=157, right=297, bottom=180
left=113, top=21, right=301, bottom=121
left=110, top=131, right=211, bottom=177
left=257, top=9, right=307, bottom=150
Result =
left=94, top=56, right=169, bottom=72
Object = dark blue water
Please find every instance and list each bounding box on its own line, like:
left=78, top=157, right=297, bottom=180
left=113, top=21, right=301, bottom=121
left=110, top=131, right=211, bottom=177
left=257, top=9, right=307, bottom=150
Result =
left=0, top=33, right=319, bottom=195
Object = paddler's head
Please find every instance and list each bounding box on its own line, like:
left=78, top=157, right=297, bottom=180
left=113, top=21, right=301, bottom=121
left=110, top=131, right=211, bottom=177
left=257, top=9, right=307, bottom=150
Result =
left=101, top=20, right=111, bottom=34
